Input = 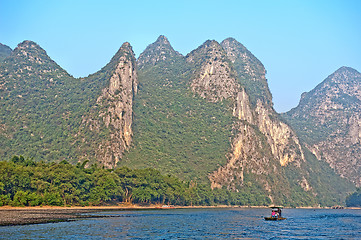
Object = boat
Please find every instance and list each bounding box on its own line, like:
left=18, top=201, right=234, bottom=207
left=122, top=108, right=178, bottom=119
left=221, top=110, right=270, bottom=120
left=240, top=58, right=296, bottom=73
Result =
left=156, top=205, right=175, bottom=209
left=264, top=206, right=286, bottom=221
left=331, top=205, right=344, bottom=209
left=264, top=216, right=287, bottom=221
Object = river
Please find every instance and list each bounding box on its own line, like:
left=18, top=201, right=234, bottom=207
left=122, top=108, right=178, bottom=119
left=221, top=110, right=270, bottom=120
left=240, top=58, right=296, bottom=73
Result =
left=1, top=208, right=361, bottom=239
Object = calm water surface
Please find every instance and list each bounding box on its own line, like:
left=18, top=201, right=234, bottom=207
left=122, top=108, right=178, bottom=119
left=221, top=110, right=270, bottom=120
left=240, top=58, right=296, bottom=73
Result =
left=1, top=208, right=361, bottom=239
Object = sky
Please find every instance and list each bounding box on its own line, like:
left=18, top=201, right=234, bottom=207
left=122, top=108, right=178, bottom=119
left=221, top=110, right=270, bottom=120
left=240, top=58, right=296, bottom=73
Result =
left=1, top=0, right=360, bottom=112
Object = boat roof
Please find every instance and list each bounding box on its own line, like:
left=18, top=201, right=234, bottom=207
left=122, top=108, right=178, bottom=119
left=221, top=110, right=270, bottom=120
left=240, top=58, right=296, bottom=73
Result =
left=269, top=205, right=283, bottom=209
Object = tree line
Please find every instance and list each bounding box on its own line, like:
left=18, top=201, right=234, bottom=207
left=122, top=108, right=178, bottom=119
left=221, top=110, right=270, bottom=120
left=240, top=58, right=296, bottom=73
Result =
left=0, top=156, right=270, bottom=207
left=346, top=188, right=361, bottom=207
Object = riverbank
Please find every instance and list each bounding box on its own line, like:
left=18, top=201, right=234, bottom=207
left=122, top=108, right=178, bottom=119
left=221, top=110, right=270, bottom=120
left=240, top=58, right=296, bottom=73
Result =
left=0, top=208, right=100, bottom=226
left=0, top=204, right=237, bottom=226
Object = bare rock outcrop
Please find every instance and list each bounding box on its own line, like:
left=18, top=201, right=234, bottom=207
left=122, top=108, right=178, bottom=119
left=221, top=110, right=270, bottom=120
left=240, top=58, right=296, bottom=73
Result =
left=255, top=100, right=304, bottom=167
left=210, top=121, right=272, bottom=190
left=84, top=43, right=138, bottom=168
left=188, top=39, right=307, bottom=198
left=186, top=40, right=239, bottom=102
left=233, top=88, right=254, bottom=123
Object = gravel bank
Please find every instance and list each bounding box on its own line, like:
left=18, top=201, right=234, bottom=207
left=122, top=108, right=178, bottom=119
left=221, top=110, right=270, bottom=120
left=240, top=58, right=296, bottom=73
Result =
left=0, top=208, right=107, bottom=226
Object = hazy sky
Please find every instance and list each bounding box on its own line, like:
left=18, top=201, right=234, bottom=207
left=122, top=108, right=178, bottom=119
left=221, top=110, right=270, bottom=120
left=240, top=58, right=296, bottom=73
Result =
left=1, top=0, right=360, bottom=112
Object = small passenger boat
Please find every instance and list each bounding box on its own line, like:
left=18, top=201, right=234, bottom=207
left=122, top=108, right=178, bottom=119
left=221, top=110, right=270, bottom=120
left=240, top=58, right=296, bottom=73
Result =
left=264, top=206, right=286, bottom=221
left=156, top=205, right=175, bottom=209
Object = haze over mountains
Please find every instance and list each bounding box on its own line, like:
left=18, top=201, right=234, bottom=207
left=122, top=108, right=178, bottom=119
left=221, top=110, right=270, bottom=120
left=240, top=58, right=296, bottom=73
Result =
left=0, top=36, right=358, bottom=206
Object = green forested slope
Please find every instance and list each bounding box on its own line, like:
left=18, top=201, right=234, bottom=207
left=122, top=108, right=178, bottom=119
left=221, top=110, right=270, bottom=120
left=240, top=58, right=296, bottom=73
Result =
left=346, top=188, right=361, bottom=207
left=122, top=41, right=235, bottom=182
left=0, top=41, right=126, bottom=163
left=0, top=38, right=356, bottom=207
left=0, top=43, right=12, bottom=62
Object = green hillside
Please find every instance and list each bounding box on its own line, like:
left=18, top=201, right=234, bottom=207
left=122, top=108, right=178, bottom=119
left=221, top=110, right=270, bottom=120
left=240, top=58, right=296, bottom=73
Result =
left=0, top=38, right=356, bottom=207
left=122, top=38, right=234, bottom=182
left=0, top=41, right=126, bottom=163
left=0, top=43, right=12, bottom=62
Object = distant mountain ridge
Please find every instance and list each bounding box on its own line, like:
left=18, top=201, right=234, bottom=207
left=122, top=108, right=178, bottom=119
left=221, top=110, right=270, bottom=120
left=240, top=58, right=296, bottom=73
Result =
left=0, top=43, right=12, bottom=62
left=283, top=66, right=361, bottom=187
left=0, top=37, right=356, bottom=206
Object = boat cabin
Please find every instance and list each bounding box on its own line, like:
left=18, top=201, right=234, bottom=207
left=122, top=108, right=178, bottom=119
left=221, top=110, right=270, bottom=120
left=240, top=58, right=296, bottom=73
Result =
left=264, top=206, right=286, bottom=221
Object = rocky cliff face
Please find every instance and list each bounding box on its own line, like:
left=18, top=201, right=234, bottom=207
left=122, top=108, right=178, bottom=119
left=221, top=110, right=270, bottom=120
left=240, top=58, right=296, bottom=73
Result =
left=284, top=67, right=361, bottom=186
left=187, top=38, right=307, bottom=200
left=220, top=38, right=305, bottom=169
left=209, top=121, right=275, bottom=190
left=254, top=101, right=305, bottom=167
left=83, top=43, right=138, bottom=168
left=186, top=40, right=239, bottom=102
left=221, top=38, right=272, bottom=106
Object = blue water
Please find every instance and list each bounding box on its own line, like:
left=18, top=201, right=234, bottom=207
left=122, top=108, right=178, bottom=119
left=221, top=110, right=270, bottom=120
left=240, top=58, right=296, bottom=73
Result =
left=1, top=208, right=361, bottom=239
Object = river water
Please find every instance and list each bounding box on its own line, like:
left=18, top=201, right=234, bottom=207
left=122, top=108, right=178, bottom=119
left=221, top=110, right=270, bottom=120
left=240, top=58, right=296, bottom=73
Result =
left=1, top=208, right=361, bottom=239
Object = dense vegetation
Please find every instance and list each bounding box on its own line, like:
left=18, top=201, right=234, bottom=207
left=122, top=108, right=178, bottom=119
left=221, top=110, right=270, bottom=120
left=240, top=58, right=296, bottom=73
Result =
left=287, top=147, right=354, bottom=207
left=122, top=45, right=235, bottom=183
left=346, top=188, right=361, bottom=207
left=0, top=156, right=271, bottom=207
left=0, top=39, right=356, bottom=208
left=0, top=43, right=12, bottom=62
left=0, top=41, right=122, bottom=163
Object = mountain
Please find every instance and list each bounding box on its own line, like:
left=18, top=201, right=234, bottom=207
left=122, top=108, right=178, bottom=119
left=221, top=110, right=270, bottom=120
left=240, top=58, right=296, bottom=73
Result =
left=0, top=40, right=74, bottom=160
left=220, top=38, right=272, bottom=106
left=0, top=43, right=12, bottom=62
left=121, top=36, right=235, bottom=182
left=81, top=42, right=138, bottom=168
left=137, top=35, right=183, bottom=70
left=283, top=66, right=361, bottom=187
left=0, top=37, right=355, bottom=206
left=0, top=40, right=137, bottom=168
left=123, top=36, right=353, bottom=206
left=193, top=37, right=351, bottom=206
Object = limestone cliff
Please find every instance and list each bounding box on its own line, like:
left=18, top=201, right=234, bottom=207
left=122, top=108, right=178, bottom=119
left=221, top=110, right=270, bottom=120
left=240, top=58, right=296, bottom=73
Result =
left=233, top=88, right=254, bottom=123
left=284, top=67, right=361, bottom=186
left=226, top=38, right=304, bottom=167
left=187, top=39, right=308, bottom=200
left=83, top=43, right=138, bottom=168
left=221, top=38, right=272, bottom=106
left=255, top=101, right=305, bottom=167
left=186, top=40, right=239, bottom=102
left=209, top=121, right=275, bottom=190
